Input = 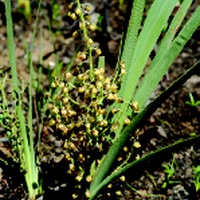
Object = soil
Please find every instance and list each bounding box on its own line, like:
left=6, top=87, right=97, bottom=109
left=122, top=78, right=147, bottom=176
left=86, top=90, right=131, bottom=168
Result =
left=0, top=1, right=200, bottom=200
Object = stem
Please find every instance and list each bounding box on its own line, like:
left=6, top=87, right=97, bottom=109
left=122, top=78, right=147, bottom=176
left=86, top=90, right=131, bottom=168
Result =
left=76, top=0, right=93, bottom=79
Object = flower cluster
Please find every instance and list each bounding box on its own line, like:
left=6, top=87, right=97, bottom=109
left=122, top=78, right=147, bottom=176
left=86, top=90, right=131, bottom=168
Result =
left=46, top=2, right=138, bottom=199
left=68, top=1, right=102, bottom=64
left=47, top=65, right=125, bottom=198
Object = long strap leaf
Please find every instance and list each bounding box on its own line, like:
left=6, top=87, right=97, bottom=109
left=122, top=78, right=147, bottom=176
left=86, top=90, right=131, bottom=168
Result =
left=89, top=135, right=200, bottom=200
left=89, top=61, right=200, bottom=194
left=133, top=4, right=200, bottom=109
left=118, top=0, right=177, bottom=100
left=112, top=0, right=178, bottom=137
left=120, top=0, right=145, bottom=69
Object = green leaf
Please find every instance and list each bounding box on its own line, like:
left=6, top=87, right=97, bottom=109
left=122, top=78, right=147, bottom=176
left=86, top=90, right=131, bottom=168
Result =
left=90, top=62, right=200, bottom=196
left=120, top=0, right=145, bottom=70
left=133, top=2, right=200, bottom=109
left=112, top=0, right=178, bottom=138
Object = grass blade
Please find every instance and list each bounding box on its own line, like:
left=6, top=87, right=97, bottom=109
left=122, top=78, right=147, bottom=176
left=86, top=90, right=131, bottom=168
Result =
left=89, top=61, right=200, bottom=195
left=120, top=0, right=145, bottom=70
left=133, top=4, right=200, bottom=109
left=118, top=0, right=177, bottom=100
left=112, top=0, right=178, bottom=137
left=89, top=135, right=200, bottom=200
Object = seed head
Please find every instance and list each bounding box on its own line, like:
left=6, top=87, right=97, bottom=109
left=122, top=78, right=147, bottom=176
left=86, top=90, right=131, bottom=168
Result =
left=62, top=87, right=68, bottom=94
left=107, top=93, right=114, bottom=100
left=47, top=103, right=53, bottom=109
left=52, top=106, right=59, bottom=114
left=116, top=190, right=122, bottom=196
left=84, top=89, right=90, bottom=97
left=120, top=176, right=126, bottom=182
left=69, top=163, right=75, bottom=171
left=89, top=23, right=97, bottom=31
left=105, top=77, right=111, bottom=84
left=87, top=38, right=93, bottom=45
left=91, top=87, right=98, bottom=95
left=130, top=101, right=139, bottom=112
left=72, top=194, right=78, bottom=199
left=96, top=81, right=103, bottom=88
left=65, top=152, right=70, bottom=160
left=76, top=121, right=82, bottom=127
left=91, top=129, right=98, bottom=137
left=58, top=123, right=65, bottom=131
left=78, top=154, right=85, bottom=161
left=85, top=123, right=91, bottom=129
left=111, top=84, right=118, bottom=93
left=49, top=119, right=56, bottom=126
left=111, top=108, right=118, bottom=114
left=86, top=175, right=92, bottom=182
left=70, top=12, right=77, bottom=20
left=77, top=51, right=87, bottom=61
left=68, top=3, right=74, bottom=10
left=111, top=124, right=118, bottom=131
left=85, top=190, right=90, bottom=198
left=75, top=8, right=81, bottom=15
left=85, top=15, right=91, bottom=21
left=44, top=92, right=50, bottom=98
left=121, top=68, right=126, bottom=75
left=116, top=97, right=123, bottom=103
left=78, top=73, right=84, bottom=80
left=58, top=82, right=65, bottom=88
left=51, top=81, right=57, bottom=88
left=84, top=4, right=91, bottom=13
left=98, top=120, right=108, bottom=127
left=97, top=74, right=104, bottom=81
left=99, top=67, right=105, bottom=74
left=62, top=97, right=69, bottom=104
left=124, top=117, right=131, bottom=125
left=123, top=146, right=128, bottom=152
left=76, top=175, right=82, bottom=182
left=65, top=72, right=73, bottom=79
left=120, top=61, right=125, bottom=68
left=61, top=109, right=67, bottom=116
left=63, top=127, right=68, bottom=134
left=134, top=141, right=141, bottom=148
left=79, top=21, right=86, bottom=29
left=78, top=86, right=86, bottom=93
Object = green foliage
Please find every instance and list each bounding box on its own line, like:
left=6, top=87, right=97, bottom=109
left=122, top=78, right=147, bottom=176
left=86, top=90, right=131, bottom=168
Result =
left=113, top=0, right=198, bottom=137
left=162, top=155, right=181, bottom=188
left=185, top=93, right=200, bottom=107
left=51, top=0, right=61, bottom=22
left=4, top=0, right=42, bottom=199
left=89, top=0, right=200, bottom=198
left=17, top=0, right=31, bottom=21
left=119, top=0, right=125, bottom=8
left=193, top=165, right=200, bottom=191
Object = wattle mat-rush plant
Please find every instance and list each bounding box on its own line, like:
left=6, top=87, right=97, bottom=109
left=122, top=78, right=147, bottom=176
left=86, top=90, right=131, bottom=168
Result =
left=3, top=0, right=200, bottom=199
left=4, top=0, right=42, bottom=199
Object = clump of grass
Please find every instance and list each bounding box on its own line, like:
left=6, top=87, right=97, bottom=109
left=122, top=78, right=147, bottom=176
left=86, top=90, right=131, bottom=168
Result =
left=4, top=0, right=42, bottom=199
left=46, top=1, right=140, bottom=198
left=47, top=4, right=132, bottom=197
left=46, top=0, right=200, bottom=199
